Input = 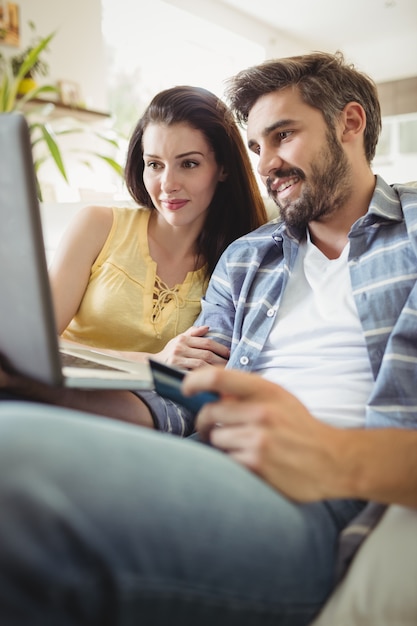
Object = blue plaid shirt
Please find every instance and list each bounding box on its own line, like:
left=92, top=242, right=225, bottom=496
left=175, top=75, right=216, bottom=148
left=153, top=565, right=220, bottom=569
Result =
left=138, top=176, right=417, bottom=435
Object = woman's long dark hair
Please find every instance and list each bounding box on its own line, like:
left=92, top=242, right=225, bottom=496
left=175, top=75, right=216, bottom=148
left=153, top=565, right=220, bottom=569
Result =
left=125, top=86, right=267, bottom=278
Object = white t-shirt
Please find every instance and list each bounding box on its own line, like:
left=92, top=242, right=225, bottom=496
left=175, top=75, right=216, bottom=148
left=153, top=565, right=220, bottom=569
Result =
left=254, top=235, right=374, bottom=428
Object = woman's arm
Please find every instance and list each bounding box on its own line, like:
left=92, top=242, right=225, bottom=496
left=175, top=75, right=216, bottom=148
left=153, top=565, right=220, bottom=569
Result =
left=0, top=356, right=154, bottom=428
left=90, top=325, right=230, bottom=369
left=49, top=205, right=114, bottom=334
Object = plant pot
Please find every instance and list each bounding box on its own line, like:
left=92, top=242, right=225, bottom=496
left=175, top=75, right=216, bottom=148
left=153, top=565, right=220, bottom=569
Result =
left=18, top=76, right=37, bottom=96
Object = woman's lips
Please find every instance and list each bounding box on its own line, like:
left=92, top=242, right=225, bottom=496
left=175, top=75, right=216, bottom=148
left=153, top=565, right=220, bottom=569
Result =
left=161, top=199, right=189, bottom=211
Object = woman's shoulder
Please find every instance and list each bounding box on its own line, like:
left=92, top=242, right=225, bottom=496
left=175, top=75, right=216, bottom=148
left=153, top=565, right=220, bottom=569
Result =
left=112, top=205, right=151, bottom=224
left=74, top=204, right=114, bottom=230
left=85, top=205, right=150, bottom=233
left=81, top=204, right=149, bottom=219
left=73, top=205, right=151, bottom=251
left=62, top=204, right=115, bottom=244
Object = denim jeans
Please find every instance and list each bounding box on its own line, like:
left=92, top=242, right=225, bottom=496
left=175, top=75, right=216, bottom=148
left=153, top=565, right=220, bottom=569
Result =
left=0, top=401, right=365, bottom=625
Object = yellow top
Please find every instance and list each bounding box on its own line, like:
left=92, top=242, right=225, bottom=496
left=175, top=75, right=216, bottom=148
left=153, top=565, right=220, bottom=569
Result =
left=62, top=207, right=208, bottom=352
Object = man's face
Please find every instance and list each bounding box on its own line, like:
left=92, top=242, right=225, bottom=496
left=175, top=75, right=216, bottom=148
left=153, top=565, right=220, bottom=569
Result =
left=246, top=86, right=352, bottom=230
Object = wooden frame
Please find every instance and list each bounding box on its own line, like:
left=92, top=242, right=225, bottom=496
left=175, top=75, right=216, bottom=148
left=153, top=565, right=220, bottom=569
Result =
left=58, top=79, right=82, bottom=106
left=0, top=2, right=20, bottom=47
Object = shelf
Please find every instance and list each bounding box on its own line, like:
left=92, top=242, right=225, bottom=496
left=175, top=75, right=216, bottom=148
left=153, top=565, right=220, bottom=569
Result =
left=20, top=98, right=111, bottom=124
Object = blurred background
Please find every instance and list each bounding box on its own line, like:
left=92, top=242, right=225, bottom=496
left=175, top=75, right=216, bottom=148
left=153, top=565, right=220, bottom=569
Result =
left=1, top=0, right=416, bottom=203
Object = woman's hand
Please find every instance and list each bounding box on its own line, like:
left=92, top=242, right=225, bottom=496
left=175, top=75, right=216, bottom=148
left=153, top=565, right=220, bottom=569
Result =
left=183, top=367, right=350, bottom=502
left=64, top=327, right=231, bottom=370
left=0, top=353, right=154, bottom=428
left=156, top=326, right=230, bottom=370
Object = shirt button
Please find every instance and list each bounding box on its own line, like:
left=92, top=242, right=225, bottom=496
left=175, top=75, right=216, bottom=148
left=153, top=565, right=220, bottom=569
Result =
left=240, top=356, right=249, bottom=366
left=267, top=308, right=275, bottom=317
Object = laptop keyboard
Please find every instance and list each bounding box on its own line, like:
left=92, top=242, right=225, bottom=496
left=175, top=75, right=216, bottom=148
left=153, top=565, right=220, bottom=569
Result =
left=60, top=351, right=125, bottom=372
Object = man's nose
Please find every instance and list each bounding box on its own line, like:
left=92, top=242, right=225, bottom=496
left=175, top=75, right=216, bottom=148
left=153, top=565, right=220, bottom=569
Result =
left=257, top=147, right=284, bottom=179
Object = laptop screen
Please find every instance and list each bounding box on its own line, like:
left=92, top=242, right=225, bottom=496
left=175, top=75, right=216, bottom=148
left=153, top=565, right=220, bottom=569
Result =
left=0, top=113, right=67, bottom=384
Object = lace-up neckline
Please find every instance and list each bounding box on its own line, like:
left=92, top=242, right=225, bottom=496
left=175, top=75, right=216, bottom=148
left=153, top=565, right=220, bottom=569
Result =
left=151, top=275, right=186, bottom=338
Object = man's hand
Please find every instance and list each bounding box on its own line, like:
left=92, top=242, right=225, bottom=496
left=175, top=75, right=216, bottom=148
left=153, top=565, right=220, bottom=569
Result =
left=183, top=367, right=350, bottom=502
left=157, top=326, right=230, bottom=370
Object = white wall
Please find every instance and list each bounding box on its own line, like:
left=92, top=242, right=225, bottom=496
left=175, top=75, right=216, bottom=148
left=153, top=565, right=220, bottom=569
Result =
left=162, top=0, right=304, bottom=59
left=4, top=0, right=108, bottom=112
left=163, top=0, right=417, bottom=84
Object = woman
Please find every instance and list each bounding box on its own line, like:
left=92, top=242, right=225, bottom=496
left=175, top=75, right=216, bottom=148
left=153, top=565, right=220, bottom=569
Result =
left=50, top=86, right=267, bottom=367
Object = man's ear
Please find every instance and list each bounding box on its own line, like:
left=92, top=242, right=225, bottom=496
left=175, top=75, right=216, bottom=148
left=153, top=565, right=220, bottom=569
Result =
left=340, top=102, right=366, bottom=144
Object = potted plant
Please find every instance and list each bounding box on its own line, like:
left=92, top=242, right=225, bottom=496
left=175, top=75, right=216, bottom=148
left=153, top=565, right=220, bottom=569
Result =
left=0, top=23, right=124, bottom=200
left=9, top=21, right=50, bottom=96
left=0, top=24, right=70, bottom=198
left=0, top=21, right=57, bottom=111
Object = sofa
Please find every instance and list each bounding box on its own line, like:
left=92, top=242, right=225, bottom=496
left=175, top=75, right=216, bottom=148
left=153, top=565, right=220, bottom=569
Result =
left=310, top=505, right=417, bottom=625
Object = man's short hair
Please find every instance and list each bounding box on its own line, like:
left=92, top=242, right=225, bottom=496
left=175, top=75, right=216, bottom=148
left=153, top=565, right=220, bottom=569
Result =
left=225, top=51, right=381, bottom=163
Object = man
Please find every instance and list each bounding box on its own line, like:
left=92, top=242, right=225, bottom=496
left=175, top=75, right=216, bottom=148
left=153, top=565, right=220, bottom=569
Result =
left=0, top=51, right=416, bottom=625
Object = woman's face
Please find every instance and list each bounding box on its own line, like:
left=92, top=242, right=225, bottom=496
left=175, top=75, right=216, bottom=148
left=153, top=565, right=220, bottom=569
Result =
left=142, top=122, right=227, bottom=230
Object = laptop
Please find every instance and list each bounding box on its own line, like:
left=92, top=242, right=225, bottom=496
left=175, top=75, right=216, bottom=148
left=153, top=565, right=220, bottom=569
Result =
left=0, top=112, right=153, bottom=390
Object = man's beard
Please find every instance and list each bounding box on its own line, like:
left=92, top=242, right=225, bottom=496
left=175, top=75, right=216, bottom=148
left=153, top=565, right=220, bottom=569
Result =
left=266, top=129, right=352, bottom=231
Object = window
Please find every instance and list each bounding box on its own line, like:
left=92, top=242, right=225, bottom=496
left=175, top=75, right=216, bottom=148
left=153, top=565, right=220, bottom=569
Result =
left=102, top=0, right=265, bottom=138
left=374, top=113, right=417, bottom=184
left=39, top=1, right=265, bottom=203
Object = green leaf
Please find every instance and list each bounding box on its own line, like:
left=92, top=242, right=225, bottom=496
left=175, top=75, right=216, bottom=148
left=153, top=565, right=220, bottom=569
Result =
left=6, top=33, right=56, bottom=110
left=38, top=123, right=69, bottom=182
left=30, top=123, right=80, bottom=147
left=93, top=153, right=125, bottom=177
left=15, top=33, right=56, bottom=83
left=15, top=84, right=58, bottom=109
left=78, top=159, right=94, bottom=171
left=0, top=66, right=14, bottom=111
left=73, top=150, right=124, bottom=177
left=91, top=131, right=120, bottom=148
left=33, top=154, right=48, bottom=172
left=69, top=145, right=125, bottom=179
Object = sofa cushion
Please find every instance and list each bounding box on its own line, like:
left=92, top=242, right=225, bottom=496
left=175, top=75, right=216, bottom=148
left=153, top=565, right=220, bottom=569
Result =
left=310, top=505, right=417, bottom=626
